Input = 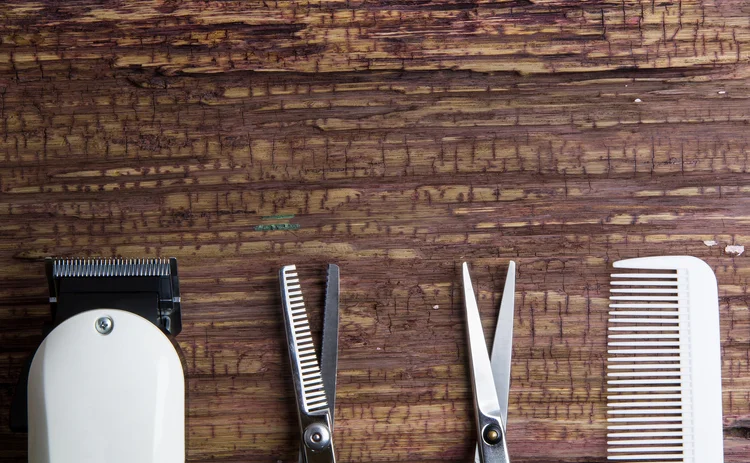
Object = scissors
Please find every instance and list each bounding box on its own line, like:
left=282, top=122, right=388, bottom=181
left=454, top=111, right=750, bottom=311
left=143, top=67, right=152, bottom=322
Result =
left=462, top=261, right=516, bottom=463
left=279, top=264, right=340, bottom=463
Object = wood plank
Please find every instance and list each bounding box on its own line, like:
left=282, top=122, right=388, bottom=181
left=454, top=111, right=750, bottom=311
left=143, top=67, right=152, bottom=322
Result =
left=1, top=1, right=749, bottom=461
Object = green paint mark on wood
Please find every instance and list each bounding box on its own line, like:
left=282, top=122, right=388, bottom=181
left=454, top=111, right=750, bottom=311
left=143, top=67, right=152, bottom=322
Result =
left=254, top=223, right=300, bottom=231
left=261, top=214, right=295, bottom=220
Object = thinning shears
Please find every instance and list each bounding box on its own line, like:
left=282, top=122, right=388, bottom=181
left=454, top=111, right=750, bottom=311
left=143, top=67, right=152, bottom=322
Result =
left=279, top=264, right=340, bottom=463
left=462, top=261, right=516, bottom=463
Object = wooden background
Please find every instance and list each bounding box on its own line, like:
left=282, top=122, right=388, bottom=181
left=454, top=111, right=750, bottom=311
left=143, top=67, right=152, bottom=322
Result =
left=1, top=1, right=749, bottom=461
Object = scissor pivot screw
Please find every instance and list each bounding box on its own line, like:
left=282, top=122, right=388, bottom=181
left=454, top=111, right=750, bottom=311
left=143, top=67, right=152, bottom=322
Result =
left=483, top=425, right=502, bottom=446
left=303, top=423, right=331, bottom=451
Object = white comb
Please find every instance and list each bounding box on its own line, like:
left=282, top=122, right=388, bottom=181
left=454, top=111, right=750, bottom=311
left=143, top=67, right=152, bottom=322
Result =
left=607, top=256, right=724, bottom=462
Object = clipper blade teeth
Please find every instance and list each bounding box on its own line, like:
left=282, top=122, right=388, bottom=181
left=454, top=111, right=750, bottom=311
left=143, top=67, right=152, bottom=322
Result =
left=52, top=258, right=172, bottom=277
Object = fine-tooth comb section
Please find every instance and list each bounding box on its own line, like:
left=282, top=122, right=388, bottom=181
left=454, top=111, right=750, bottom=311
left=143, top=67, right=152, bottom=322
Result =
left=607, top=256, right=724, bottom=463
left=52, top=258, right=171, bottom=277
left=281, top=265, right=328, bottom=414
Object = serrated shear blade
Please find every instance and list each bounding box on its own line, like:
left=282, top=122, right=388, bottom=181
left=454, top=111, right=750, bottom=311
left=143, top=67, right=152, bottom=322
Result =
left=320, top=264, right=339, bottom=431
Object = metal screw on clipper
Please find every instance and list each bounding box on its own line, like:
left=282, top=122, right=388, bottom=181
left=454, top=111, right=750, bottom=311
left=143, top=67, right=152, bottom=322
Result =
left=95, top=316, right=113, bottom=335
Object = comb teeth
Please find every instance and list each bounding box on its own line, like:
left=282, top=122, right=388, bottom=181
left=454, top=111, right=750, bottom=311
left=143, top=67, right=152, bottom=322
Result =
left=281, top=265, right=328, bottom=414
left=52, top=258, right=171, bottom=277
left=607, top=256, right=724, bottom=463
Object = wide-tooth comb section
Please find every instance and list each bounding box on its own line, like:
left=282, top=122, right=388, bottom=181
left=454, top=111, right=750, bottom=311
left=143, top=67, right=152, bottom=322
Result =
left=606, top=256, right=724, bottom=463
left=281, top=265, right=329, bottom=414
left=52, top=258, right=171, bottom=277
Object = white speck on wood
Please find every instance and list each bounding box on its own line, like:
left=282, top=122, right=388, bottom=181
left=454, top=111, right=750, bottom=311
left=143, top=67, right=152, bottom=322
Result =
left=703, top=240, right=718, bottom=247
left=725, top=245, right=744, bottom=256
left=432, top=304, right=439, bottom=310
left=634, top=98, right=642, bottom=103
left=718, top=90, right=726, bottom=94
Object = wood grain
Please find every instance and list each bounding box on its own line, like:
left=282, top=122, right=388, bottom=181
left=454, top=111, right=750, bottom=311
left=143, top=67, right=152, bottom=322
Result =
left=1, top=1, right=749, bottom=461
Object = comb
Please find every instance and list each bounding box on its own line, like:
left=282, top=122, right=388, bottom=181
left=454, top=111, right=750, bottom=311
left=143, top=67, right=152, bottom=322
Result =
left=280, top=265, right=329, bottom=414
left=607, top=256, right=724, bottom=462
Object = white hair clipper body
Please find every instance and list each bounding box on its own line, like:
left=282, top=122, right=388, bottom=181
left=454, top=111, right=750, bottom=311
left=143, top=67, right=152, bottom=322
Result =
left=28, top=308, right=184, bottom=462
left=13, top=258, right=185, bottom=463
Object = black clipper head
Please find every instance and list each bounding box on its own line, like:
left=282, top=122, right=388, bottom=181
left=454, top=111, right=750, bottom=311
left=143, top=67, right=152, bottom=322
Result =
left=44, top=257, right=182, bottom=336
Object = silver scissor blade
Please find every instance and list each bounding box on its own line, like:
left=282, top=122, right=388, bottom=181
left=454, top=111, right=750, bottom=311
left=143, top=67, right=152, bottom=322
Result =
left=463, top=263, right=504, bottom=422
left=320, top=264, right=339, bottom=431
left=490, top=261, right=515, bottom=427
left=280, top=265, right=328, bottom=415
